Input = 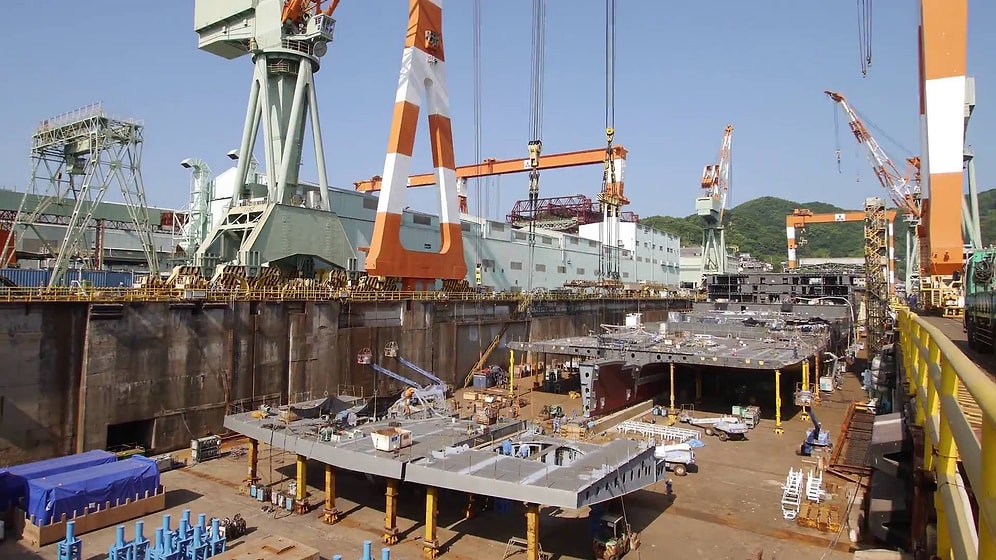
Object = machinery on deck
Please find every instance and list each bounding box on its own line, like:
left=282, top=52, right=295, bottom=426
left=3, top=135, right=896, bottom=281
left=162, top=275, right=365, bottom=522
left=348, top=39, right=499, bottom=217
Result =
left=800, top=409, right=831, bottom=456
left=964, top=248, right=996, bottom=351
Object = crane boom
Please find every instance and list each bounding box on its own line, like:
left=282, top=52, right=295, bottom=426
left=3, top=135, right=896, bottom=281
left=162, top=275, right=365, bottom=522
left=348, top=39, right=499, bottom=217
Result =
left=354, top=146, right=628, bottom=192
left=824, top=90, right=921, bottom=218
left=700, top=125, right=733, bottom=223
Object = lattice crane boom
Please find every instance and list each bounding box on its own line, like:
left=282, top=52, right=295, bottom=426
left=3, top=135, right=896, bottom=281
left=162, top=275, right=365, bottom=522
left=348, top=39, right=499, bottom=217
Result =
left=824, top=90, right=921, bottom=218
left=700, top=125, right=733, bottom=222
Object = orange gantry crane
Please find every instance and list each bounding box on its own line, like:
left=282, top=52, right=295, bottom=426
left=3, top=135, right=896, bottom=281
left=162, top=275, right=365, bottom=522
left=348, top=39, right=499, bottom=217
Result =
left=354, top=146, right=628, bottom=215
left=785, top=208, right=897, bottom=293
left=360, top=0, right=628, bottom=290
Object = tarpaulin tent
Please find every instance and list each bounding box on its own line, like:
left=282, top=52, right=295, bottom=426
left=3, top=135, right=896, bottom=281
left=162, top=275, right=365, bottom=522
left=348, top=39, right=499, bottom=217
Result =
left=26, top=456, right=160, bottom=526
left=3, top=450, right=117, bottom=510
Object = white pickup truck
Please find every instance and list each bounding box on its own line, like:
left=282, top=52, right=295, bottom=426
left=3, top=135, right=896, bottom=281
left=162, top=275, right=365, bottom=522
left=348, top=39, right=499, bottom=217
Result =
left=654, top=443, right=695, bottom=476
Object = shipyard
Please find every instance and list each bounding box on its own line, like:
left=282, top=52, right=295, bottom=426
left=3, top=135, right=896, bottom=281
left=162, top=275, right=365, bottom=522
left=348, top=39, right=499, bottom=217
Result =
left=0, top=1, right=994, bottom=560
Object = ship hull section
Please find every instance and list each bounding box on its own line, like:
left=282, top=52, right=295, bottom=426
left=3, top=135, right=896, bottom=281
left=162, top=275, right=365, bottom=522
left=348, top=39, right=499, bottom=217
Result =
left=580, top=359, right=668, bottom=417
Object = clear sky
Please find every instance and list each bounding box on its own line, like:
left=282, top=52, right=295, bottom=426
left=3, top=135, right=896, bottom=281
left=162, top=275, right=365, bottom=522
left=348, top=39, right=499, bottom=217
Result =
left=0, top=1, right=992, bottom=221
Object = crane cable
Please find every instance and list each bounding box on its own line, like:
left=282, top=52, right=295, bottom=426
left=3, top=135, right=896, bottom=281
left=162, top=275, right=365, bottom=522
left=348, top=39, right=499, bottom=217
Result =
left=526, top=0, right=546, bottom=293
left=602, top=0, right=618, bottom=279
left=472, top=0, right=484, bottom=283
left=857, top=0, right=873, bottom=76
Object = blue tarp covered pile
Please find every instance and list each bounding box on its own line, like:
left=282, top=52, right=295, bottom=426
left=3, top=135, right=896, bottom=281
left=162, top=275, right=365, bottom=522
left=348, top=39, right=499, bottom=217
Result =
left=0, top=468, right=8, bottom=510
left=26, top=456, right=161, bottom=526
left=1, top=450, right=117, bottom=511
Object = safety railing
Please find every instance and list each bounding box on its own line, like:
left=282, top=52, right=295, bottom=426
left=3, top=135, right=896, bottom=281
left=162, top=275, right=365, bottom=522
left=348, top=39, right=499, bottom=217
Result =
left=898, top=308, right=996, bottom=559
left=0, top=286, right=700, bottom=305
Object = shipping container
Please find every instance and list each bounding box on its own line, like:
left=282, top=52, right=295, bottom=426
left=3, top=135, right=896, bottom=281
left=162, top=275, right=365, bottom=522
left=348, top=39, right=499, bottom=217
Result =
left=0, top=268, right=51, bottom=287
left=58, top=269, right=136, bottom=287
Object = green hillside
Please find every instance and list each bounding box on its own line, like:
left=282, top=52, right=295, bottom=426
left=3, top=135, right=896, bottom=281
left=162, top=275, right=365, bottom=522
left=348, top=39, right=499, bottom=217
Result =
left=641, top=189, right=996, bottom=269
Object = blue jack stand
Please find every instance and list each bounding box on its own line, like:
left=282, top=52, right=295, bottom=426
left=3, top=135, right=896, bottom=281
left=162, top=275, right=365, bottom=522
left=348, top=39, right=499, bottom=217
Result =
left=57, top=520, right=83, bottom=560
left=109, top=525, right=129, bottom=560
left=132, top=520, right=151, bottom=560
left=209, top=518, right=226, bottom=555
left=176, top=510, right=193, bottom=557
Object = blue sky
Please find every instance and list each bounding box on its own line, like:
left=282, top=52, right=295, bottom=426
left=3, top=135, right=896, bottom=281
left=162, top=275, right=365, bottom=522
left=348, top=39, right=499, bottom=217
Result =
left=0, top=1, right=992, bottom=220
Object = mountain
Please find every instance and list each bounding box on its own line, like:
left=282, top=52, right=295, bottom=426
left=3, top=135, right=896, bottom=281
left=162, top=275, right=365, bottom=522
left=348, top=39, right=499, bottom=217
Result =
left=641, top=189, right=996, bottom=268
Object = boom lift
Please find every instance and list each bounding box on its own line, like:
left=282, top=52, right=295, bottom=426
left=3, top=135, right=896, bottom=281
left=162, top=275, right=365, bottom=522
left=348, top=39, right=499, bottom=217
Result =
left=697, top=125, right=734, bottom=276
left=383, top=341, right=448, bottom=389
left=799, top=409, right=831, bottom=456
left=824, top=90, right=921, bottom=294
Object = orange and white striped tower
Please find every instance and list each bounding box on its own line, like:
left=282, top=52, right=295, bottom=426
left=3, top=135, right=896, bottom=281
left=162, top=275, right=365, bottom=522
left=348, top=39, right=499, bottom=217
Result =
left=786, top=225, right=799, bottom=270
left=918, top=0, right=967, bottom=280
left=365, top=0, right=466, bottom=290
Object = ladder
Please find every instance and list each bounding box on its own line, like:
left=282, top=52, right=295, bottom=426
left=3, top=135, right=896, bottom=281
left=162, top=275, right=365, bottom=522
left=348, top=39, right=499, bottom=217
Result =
left=615, top=420, right=702, bottom=443
left=463, top=322, right=511, bottom=388
left=502, top=537, right=549, bottom=559
left=781, top=468, right=804, bottom=520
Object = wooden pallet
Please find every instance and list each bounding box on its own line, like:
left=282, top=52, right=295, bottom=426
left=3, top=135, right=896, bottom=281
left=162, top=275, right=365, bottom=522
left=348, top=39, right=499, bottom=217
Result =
left=796, top=503, right=842, bottom=534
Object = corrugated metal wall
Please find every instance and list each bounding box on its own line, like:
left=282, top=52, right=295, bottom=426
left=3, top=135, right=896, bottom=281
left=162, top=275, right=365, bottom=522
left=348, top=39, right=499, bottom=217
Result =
left=0, top=269, right=136, bottom=287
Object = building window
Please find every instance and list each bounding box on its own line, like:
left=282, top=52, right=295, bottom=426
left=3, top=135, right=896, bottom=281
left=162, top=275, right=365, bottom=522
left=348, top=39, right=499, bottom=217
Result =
left=413, top=214, right=432, bottom=226
left=514, top=231, right=527, bottom=241
left=362, top=197, right=378, bottom=210
left=461, top=222, right=472, bottom=232
left=623, top=272, right=630, bottom=278
left=511, top=262, right=523, bottom=270
left=482, top=259, right=496, bottom=270
left=541, top=236, right=552, bottom=245
left=637, top=256, right=643, bottom=262
left=569, top=237, right=579, bottom=245
left=577, top=268, right=586, bottom=275
left=557, top=266, right=566, bottom=273
left=535, top=264, right=546, bottom=272
left=490, top=222, right=506, bottom=232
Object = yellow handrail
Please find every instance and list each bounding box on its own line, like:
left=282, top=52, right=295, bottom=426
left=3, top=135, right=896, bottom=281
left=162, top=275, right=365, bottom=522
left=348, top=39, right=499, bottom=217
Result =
left=898, top=308, right=996, bottom=559
left=0, top=285, right=699, bottom=305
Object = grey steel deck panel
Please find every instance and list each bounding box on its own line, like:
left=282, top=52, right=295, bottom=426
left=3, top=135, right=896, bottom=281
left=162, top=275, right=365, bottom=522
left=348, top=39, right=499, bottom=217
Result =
left=223, top=413, right=660, bottom=509
left=509, top=311, right=837, bottom=370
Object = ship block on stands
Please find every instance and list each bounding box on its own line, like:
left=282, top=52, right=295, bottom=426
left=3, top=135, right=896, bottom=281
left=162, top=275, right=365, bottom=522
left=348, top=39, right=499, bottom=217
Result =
left=223, top=412, right=661, bottom=510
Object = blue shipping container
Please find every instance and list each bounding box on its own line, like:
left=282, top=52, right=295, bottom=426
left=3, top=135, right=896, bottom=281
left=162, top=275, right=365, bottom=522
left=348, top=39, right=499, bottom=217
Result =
left=0, top=268, right=51, bottom=287
left=26, top=456, right=161, bottom=525
left=472, top=374, right=489, bottom=390
left=59, top=269, right=136, bottom=287
left=3, top=450, right=117, bottom=511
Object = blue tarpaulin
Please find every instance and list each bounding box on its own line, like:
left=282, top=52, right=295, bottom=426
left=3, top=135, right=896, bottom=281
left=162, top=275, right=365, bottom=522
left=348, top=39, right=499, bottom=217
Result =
left=0, top=468, right=8, bottom=510
left=26, top=456, right=160, bottom=526
left=3, top=450, right=117, bottom=511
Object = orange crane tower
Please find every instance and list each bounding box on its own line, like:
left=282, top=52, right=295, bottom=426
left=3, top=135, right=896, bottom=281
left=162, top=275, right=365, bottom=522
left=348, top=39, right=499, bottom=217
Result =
left=917, top=0, right=968, bottom=307
left=362, top=0, right=465, bottom=291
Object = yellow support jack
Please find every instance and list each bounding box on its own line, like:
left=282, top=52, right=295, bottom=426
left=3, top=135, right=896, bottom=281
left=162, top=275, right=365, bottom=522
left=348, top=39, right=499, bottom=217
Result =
left=383, top=478, right=400, bottom=545
left=799, top=361, right=811, bottom=423
left=423, top=486, right=440, bottom=558
left=321, top=464, right=341, bottom=525
left=773, top=369, right=784, bottom=435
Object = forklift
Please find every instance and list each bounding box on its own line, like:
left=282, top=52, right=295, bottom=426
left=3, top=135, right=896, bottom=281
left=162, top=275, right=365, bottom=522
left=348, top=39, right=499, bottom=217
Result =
left=591, top=500, right=640, bottom=559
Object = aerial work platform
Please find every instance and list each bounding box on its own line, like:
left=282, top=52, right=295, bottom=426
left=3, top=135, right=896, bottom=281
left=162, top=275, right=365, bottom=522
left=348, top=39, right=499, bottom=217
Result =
left=223, top=411, right=660, bottom=510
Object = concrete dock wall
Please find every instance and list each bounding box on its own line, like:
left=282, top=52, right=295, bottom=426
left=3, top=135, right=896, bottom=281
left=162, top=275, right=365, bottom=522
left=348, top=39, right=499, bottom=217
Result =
left=0, top=298, right=687, bottom=464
